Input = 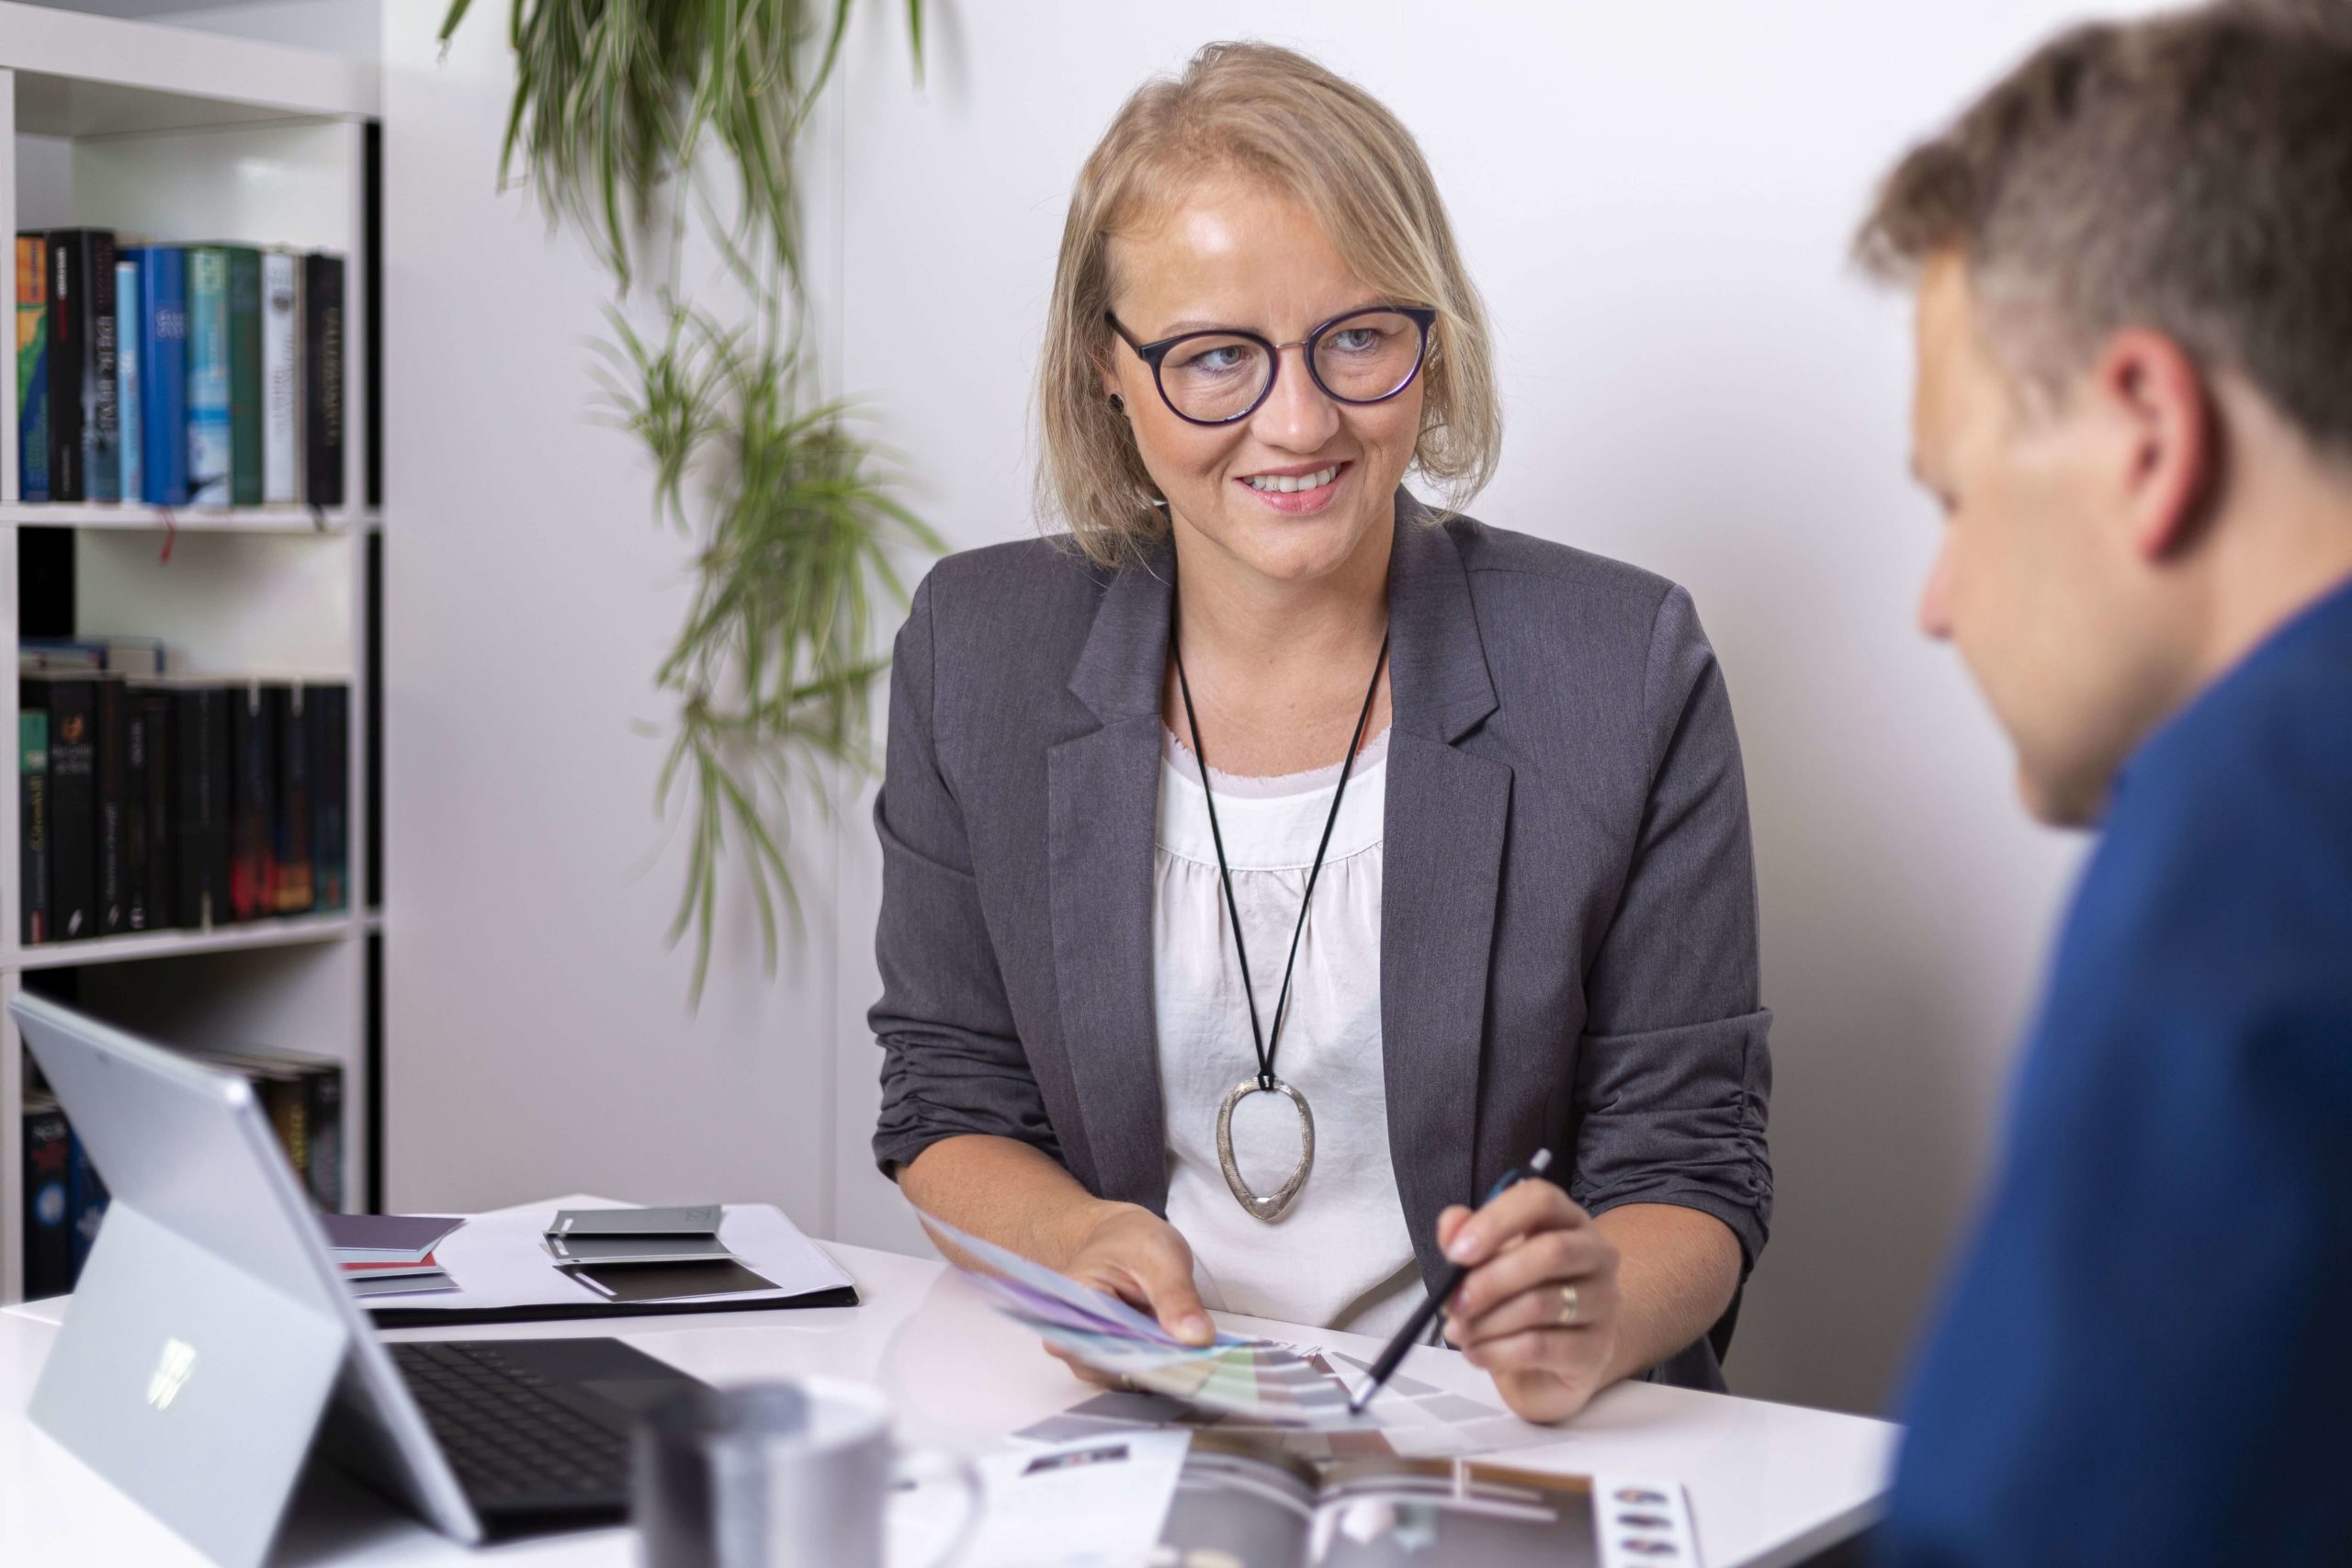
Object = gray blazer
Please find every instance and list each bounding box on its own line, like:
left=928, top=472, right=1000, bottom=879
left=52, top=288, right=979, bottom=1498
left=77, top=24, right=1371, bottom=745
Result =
left=869, top=495, right=1772, bottom=1389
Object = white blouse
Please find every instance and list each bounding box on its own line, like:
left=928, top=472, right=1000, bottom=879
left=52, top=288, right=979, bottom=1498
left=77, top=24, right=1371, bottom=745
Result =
left=1152, top=724, right=1422, bottom=1337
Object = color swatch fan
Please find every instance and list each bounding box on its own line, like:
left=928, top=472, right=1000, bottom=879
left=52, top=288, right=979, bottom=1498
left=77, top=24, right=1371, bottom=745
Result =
left=920, top=1211, right=1356, bottom=1427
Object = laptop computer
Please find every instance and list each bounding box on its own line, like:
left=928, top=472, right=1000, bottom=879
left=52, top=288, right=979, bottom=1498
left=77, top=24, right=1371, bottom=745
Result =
left=10, top=991, right=707, bottom=1567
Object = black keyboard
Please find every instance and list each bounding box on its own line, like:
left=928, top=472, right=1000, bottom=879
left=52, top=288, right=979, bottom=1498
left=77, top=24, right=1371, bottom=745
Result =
left=389, top=1340, right=635, bottom=1523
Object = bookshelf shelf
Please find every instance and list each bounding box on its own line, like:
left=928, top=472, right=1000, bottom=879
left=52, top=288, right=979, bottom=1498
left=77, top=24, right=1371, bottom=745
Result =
left=11, top=911, right=358, bottom=973
left=3, top=13, right=384, bottom=1305
left=0, top=503, right=379, bottom=534
left=1, top=0, right=379, bottom=137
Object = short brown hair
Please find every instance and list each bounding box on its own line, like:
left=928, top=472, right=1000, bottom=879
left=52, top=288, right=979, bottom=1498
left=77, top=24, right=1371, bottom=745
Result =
left=1855, top=0, right=2352, bottom=453
left=1038, top=42, right=1501, bottom=567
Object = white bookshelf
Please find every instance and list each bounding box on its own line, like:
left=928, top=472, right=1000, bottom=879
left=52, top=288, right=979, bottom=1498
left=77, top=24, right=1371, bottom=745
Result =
left=0, top=2, right=380, bottom=1303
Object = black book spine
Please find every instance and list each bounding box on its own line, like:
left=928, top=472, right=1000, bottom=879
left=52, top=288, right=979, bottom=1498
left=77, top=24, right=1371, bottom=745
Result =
left=205, top=691, right=233, bottom=923
left=271, top=683, right=314, bottom=913
left=96, top=679, right=128, bottom=934
left=45, top=235, right=83, bottom=502
left=173, top=686, right=226, bottom=929
left=20, top=699, right=49, bottom=945
left=123, top=690, right=150, bottom=931
left=40, top=679, right=97, bottom=941
left=301, top=254, right=345, bottom=508
left=140, top=691, right=174, bottom=930
left=230, top=682, right=274, bottom=920
left=85, top=231, right=118, bottom=501
left=44, top=231, right=117, bottom=502
left=22, top=1099, right=74, bottom=1299
left=313, top=684, right=348, bottom=911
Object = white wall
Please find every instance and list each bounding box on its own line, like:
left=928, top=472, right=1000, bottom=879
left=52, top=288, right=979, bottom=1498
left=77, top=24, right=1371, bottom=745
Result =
left=380, top=0, right=841, bottom=1228
left=379, top=0, right=2136, bottom=1416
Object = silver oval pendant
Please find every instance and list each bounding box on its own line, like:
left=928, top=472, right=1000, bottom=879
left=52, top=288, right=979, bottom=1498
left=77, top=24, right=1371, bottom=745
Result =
left=1215, top=1077, right=1316, bottom=1222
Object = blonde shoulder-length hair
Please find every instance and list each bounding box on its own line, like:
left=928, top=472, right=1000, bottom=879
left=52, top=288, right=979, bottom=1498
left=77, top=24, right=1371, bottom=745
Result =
left=1038, top=41, right=1502, bottom=569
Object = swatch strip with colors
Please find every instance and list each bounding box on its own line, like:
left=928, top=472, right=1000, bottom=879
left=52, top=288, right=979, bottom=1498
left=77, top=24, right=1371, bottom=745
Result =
left=919, top=1211, right=1355, bottom=1427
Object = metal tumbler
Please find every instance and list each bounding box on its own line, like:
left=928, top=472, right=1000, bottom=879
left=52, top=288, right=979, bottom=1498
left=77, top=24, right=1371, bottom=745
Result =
left=633, top=1377, right=978, bottom=1568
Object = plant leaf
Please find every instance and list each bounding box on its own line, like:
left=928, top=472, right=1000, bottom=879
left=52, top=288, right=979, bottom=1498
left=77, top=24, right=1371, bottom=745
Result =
left=477, top=0, right=943, bottom=1009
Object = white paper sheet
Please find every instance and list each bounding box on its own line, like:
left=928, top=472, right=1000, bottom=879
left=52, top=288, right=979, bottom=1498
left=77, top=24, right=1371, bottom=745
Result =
left=890, top=1431, right=1191, bottom=1568
left=364, top=1203, right=854, bottom=1316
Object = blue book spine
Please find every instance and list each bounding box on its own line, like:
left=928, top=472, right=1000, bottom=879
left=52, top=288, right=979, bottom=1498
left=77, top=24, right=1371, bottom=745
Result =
left=187, top=246, right=231, bottom=507
left=128, top=247, right=188, bottom=505
left=116, top=257, right=141, bottom=505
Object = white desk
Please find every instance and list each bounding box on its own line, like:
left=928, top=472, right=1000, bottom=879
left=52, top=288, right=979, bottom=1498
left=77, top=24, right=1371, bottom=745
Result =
left=0, top=1197, right=1894, bottom=1567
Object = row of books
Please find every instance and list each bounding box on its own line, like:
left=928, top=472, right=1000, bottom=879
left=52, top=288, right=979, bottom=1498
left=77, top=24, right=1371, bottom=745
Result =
left=20, top=654, right=351, bottom=943
left=20, top=1043, right=344, bottom=1298
left=13, top=231, right=346, bottom=508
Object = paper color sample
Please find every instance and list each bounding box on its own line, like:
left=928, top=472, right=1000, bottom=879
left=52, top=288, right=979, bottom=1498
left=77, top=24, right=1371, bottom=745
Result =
left=1018, top=1348, right=1565, bottom=1463
left=920, top=1209, right=1225, bottom=1347
left=367, top=1202, right=852, bottom=1317
left=568, top=1258, right=782, bottom=1304
left=547, top=1204, right=722, bottom=1238
left=543, top=1232, right=739, bottom=1267
left=319, top=1212, right=464, bottom=1261
left=922, top=1208, right=1358, bottom=1425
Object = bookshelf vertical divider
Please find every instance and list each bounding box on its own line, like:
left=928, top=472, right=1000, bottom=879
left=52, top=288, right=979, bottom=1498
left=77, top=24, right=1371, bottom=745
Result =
left=0, top=6, right=385, bottom=1305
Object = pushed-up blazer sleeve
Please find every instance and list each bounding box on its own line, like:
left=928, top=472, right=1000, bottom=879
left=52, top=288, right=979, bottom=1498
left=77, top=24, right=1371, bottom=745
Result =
left=1569, top=584, right=1773, bottom=1268
left=869, top=575, right=1061, bottom=1176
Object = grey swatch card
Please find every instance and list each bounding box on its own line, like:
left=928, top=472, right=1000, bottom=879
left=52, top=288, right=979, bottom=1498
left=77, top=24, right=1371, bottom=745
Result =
left=545, top=1233, right=737, bottom=1267
left=547, top=1205, right=722, bottom=1239
left=568, top=1258, right=782, bottom=1304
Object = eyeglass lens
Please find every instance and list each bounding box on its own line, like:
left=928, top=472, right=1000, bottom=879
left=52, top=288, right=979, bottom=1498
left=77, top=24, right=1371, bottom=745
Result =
left=1156, top=310, right=1425, bottom=423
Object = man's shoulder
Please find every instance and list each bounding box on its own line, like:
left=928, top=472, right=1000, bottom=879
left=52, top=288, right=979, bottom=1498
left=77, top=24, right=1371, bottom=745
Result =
left=2116, top=584, right=2352, bottom=857
left=2053, top=589, right=2352, bottom=1047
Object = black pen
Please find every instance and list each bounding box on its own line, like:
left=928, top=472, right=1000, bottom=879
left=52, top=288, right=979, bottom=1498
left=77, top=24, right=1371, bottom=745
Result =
left=1346, top=1148, right=1555, bottom=1415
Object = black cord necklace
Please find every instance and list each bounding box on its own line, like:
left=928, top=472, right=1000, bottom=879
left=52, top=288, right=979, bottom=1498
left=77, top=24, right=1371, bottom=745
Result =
left=1172, top=598, right=1389, bottom=1223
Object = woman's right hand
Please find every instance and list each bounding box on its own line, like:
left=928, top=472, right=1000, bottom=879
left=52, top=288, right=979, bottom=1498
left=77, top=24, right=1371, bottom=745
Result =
left=1046, top=1203, right=1214, bottom=1383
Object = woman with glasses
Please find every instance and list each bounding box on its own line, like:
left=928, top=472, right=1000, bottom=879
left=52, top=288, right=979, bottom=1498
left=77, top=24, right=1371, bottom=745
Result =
left=870, top=42, right=1770, bottom=1422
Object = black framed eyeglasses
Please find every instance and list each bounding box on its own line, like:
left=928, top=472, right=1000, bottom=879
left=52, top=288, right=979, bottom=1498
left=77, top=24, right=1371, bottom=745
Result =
left=1106, top=304, right=1438, bottom=426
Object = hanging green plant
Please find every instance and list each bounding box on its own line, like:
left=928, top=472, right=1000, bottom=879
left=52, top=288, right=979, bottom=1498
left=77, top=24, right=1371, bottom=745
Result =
left=440, top=0, right=938, bottom=1005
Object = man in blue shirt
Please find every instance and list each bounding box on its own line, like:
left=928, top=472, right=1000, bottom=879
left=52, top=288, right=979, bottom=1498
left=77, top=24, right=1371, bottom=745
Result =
left=1853, top=3, right=2352, bottom=1562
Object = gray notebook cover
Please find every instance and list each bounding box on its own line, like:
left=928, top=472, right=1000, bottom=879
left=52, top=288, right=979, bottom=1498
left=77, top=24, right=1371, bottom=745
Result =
left=545, top=1205, right=721, bottom=1240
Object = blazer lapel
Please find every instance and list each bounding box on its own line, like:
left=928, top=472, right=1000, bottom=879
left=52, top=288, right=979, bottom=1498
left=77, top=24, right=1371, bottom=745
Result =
left=1380, top=499, right=1511, bottom=1290
left=1047, top=546, right=1173, bottom=1210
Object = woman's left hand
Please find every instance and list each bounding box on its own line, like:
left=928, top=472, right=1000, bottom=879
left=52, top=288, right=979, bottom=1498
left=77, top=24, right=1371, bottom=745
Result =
left=1436, top=1179, right=1622, bottom=1425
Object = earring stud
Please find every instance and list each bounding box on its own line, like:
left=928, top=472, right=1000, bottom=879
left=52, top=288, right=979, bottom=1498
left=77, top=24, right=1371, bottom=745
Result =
left=1108, top=393, right=1125, bottom=413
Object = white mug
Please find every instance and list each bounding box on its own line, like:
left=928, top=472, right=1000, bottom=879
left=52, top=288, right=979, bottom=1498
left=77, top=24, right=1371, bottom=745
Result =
left=633, top=1377, right=978, bottom=1568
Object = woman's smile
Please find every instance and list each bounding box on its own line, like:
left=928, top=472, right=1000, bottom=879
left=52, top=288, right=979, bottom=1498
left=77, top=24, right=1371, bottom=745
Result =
left=1236, top=458, right=1351, bottom=514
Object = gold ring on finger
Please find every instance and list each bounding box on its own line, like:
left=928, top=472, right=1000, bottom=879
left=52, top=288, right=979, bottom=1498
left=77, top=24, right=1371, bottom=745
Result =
left=1556, top=1283, right=1580, bottom=1327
